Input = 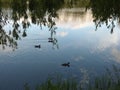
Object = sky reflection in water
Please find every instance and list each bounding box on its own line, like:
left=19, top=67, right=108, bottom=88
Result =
left=0, top=7, right=120, bottom=90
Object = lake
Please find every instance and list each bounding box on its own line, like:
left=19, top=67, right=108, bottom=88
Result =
left=0, top=0, right=120, bottom=90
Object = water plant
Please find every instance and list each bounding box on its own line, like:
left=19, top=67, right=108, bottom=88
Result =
left=24, top=65, right=120, bottom=90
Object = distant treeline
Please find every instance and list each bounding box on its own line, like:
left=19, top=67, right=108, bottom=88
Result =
left=64, top=0, right=90, bottom=8
left=0, top=0, right=13, bottom=8
left=0, top=0, right=90, bottom=8
left=0, top=0, right=13, bottom=3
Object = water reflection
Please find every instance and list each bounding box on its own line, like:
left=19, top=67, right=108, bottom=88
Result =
left=0, top=4, right=17, bottom=50
left=112, top=48, right=120, bottom=63
left=90, top=0, right=120, bottom=33
left=0, top=0, right=64, bottom=50
left=57, top=8, right=93, bottom=29
left=1, top=0, right=120, bottom=50
left=64, top=0, right=90, bottom=8
left=0, top=0, right=120, bottom=90
left=11, top=0, right=66, bottom=50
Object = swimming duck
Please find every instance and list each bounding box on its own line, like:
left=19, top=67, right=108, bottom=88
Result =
left=48, top=40, right=53, bottom=42
left=48, top=38, right=53, bottom=40
left=61, top=62, right=70, bottom=67
left=48, top=38, right=53, bottom=42
left=34, top=45, right=41, bottom=48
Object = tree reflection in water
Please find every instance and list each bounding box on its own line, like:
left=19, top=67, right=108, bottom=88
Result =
left=0, top=0, right=64, bottom=50
left=1, top=0, right=120, bottom=50
left=89, top=0, right=120, bottom=34
left=0, top=1, right=17, bottom=50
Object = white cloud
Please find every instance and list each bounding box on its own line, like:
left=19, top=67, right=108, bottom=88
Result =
left=98, top=33, right=118, bottom=51
left=56, top=9, right=93, bottom=30
left=80, top=68, right=89, bottom=85
left=57, top=31, right=68, bottom=37
left=111, top=48, right=120, bottom=63
left=74, top=56, right=84, bottom=61
left=91, top=32, right=119, bottom=53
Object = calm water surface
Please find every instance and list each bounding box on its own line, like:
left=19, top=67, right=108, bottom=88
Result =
left=0, top=0, right=120, bottom=89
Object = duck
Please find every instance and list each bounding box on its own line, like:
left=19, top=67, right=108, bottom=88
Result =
left=48, top=38, right=53, bottom=42
left=48, top=40, right=53, bottom=42
left=48, top=38, right=53, bottom=40
left=34, top=45, right=41, bottom=48
left=61, top=62, right=70, bottom=67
